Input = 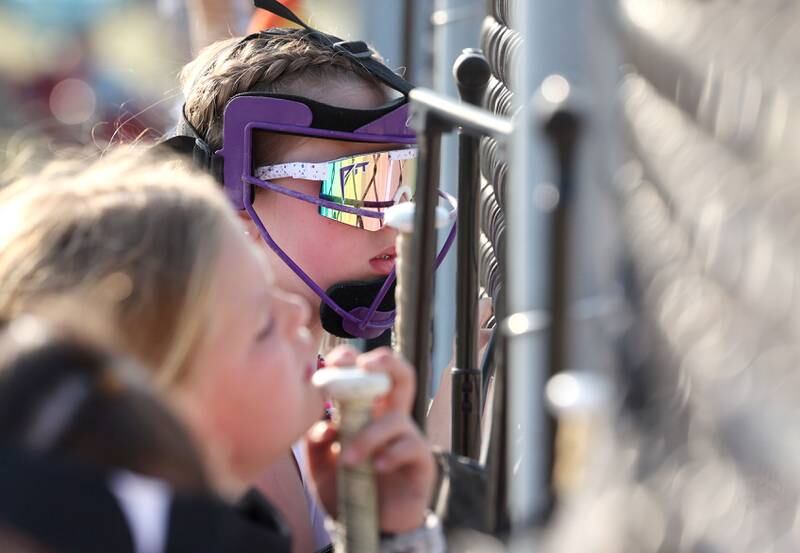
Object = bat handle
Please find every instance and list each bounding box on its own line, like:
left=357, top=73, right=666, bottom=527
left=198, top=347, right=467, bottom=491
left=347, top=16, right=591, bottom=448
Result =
left=312, top=368, right=391, bottom=553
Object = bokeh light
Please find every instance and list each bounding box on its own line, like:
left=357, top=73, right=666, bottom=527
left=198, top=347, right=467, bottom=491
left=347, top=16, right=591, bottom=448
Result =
left=49, top=78, right=97, bottom=125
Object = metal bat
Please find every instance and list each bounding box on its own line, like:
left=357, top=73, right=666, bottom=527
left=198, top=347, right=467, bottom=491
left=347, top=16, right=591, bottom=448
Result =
left=312, top=367, right=391, bottom=553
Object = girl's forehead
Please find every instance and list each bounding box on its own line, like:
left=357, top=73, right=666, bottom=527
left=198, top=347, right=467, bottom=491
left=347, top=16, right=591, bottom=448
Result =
left=251, top=80, right=395, bottom=165
left=276, top=138, right=405, bottom=165
left=253, top=133, right=399, bottom=166
left=288, top=139, right=393, bottom=162
left=282, top=78, right=388, bottom=110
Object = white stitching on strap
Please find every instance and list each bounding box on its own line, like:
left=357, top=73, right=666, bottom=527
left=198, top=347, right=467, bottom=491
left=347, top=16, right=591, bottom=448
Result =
left=255, top=162, right=328, bottom=181
left=254, top=148, right=417, bottom=181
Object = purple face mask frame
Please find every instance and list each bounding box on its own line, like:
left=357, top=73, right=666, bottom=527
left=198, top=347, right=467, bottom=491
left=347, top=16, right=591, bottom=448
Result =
left=216, top=93, right=457, bottom=339
left=243, top=186, right=457, bottom=338
left=217, top=95, right=416, bottom=211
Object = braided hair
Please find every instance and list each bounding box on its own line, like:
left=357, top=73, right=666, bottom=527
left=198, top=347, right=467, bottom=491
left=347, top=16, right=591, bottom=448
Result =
left=180, top=29, right=386, bottom=151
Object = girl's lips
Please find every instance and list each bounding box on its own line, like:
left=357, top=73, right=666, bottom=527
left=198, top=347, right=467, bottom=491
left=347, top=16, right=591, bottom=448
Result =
left=369, top=256, right=396, bottom=275
left=370, top=246, right=397, bottom=275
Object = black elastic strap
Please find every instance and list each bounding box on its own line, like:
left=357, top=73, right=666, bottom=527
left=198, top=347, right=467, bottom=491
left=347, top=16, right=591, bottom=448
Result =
left=253, top=0, right=313, bottom=30
left=251, top=0, right=413, bottom=95
left=160, top=104, right=224, bottom=181
left=236, top=92, right=406, bottom=132
left=176, top=104, right=203, bottom=139
left=320, top=278, right=396, bottom=339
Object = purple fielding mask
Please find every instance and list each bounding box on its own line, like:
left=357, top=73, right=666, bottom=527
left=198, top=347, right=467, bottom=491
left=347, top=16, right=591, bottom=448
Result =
left=216, top=93, right=456, bottom=339
left=217, top=95, right=416, bottom=211
left=243, top=184, right=457, bottom=339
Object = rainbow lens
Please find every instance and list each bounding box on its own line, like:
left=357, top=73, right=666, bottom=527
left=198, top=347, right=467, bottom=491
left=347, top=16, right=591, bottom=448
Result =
left=319, top=149, right=417, bottom=231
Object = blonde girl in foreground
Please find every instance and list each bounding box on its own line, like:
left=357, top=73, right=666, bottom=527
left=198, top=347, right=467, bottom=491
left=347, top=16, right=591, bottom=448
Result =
left=0, top=148, right=444, bottom=553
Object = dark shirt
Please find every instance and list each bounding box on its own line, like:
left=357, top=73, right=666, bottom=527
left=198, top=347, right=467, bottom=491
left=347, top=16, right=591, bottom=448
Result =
left=0, top=449, right=293, bottom=553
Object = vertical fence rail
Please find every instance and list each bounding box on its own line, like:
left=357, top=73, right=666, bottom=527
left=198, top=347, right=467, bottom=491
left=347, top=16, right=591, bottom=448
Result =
left=451, top=49, right=491, bottom=459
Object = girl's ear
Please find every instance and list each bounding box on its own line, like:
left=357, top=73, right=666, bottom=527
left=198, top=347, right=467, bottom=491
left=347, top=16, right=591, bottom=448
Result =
left=237, top=212, right=262, bottom=245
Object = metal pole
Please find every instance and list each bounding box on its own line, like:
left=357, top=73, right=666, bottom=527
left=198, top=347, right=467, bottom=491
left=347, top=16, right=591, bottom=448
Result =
left=401, top=0, right=435, bottom=85
left=403, top=0, right=416, bottom=80
left=505, top=0, right=591, bottom=540
left=403, top=120, right=444, bottom=429
left=451, top=48, right=491, bottom=459
left=541, top=88, right=582, bottom=403
left=409, top=88, right=513, bottom=139
left=404, top=87, right=511, bottom=430
left=483, top=328, right=509, bottom=533
left=431, top=0, right=483, bottom=399
left=505, top=0, right=549, bottom=532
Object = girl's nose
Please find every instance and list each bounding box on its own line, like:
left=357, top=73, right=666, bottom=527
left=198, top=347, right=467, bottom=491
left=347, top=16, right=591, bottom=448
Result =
left=377, top=224, right=398, bottom=243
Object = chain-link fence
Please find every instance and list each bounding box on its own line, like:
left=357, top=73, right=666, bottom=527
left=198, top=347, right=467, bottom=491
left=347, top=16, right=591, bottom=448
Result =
left=539, top=2, right=800, bottom=551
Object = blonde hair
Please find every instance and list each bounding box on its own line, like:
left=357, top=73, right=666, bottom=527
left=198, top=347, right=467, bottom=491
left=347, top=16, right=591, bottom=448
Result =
left=180, top=30, right=387, bottom=150
left=0, top=147, right=238, bottom=388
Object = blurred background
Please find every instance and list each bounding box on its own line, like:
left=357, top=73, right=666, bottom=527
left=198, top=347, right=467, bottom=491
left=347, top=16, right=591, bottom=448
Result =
left=8, top=2, right=800, bottom=550
left=0, top=0, right=479, bottom=173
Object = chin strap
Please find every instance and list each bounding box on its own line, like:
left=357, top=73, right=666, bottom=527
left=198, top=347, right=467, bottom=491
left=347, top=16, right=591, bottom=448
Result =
left=245, top=191, right=458, bottom=338
left=318, top=217, right=457, bottom=339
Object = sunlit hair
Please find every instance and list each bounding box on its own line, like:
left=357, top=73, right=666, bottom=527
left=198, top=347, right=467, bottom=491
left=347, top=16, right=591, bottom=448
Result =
left=0, top=147, right=239, bottom=388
